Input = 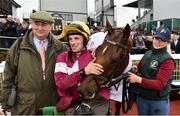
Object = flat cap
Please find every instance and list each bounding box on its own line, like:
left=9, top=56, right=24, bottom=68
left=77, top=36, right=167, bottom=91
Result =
left=30, top=11, right=55, bottom=23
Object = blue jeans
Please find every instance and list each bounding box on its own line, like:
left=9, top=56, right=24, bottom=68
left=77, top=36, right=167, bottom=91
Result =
left=136, top=96, right=169, bottom=115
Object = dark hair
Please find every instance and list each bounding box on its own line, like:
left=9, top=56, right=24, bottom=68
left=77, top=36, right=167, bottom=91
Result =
left=172, top=31, right=180, bottom=35
left=160, top=21, right=164, bottom=26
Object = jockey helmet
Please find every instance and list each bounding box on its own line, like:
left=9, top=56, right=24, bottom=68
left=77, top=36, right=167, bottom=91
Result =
left=64, top=21, right=90, bottom=41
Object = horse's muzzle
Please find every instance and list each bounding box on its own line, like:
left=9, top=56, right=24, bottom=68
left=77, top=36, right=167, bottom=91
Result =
left=78, top=86, right=96, bottom=99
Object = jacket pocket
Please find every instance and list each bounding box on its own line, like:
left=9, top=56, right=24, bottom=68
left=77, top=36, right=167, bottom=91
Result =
left=17, top=92, right=35, bottom=105
left=11, top=92, right=36, bottom=115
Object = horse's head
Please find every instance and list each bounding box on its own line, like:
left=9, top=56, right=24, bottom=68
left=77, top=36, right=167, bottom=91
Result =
left=78, top=19, right=131, bottom=99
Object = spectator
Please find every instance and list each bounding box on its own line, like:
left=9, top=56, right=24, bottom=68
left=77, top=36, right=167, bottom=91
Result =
left=15, top=18, right=22, bottom=37
left=20, top=21, right=29, bottom=36
left=0, top=18, right=8, bottom=47
left=144, top=34, right=153, bottom=51
left=1, top=15, right=17, bottom=47
left=134, top=33, right=147, bottom=54
left=171, top=31, right=180, bottom=54
left=2, top=15, right=17, bottom=37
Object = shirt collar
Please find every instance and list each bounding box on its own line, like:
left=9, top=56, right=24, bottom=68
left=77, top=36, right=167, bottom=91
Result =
left=33, top=35, right=48, bottom=51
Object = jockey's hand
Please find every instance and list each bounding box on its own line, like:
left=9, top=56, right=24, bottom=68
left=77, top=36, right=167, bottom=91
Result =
left=128, top=72, right=142, bottom=84
left=84, top=59, right=104, bottom=75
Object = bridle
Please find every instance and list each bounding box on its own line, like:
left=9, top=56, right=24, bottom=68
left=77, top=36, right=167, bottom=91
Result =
left=105, top=38, right=128, bottom=49
left=92, top=38, right=133, bottom=113
left=92, top=38, right=129, bottom=89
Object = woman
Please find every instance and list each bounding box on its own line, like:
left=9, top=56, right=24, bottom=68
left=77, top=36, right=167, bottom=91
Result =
left=128, top=27, right=175, bottom=115
left=54, top=21, right=109, bottom=115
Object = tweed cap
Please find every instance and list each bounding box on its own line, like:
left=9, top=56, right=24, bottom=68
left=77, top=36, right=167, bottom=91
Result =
left=30, top=11, right=55, bottom=23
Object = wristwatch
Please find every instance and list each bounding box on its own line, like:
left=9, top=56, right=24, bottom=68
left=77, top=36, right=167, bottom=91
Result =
left=79, top=69, right=86, bottom=77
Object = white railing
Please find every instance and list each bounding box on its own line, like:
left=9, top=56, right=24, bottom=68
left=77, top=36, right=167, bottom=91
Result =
left=131, top=54, right=180, bottom=81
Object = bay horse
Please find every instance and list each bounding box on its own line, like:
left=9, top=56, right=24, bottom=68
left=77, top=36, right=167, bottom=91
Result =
left=78, top=19, right=132, bottom=115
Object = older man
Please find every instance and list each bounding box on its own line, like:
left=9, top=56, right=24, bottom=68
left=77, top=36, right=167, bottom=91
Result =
left=1, top=11, right=67, bottom=115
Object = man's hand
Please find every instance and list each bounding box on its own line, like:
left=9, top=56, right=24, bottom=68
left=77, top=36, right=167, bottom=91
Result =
left=84, top=59, right=104, bottom=75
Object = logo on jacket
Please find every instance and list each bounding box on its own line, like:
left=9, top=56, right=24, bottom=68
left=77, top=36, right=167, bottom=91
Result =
left=150, top=60, right=158, bottom=69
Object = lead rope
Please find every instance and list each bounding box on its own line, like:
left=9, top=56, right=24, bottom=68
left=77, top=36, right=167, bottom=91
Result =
left=122, top=70, right=134, bottom=113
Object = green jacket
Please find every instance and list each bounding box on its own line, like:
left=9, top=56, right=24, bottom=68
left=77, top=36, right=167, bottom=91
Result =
left=2, top=29, right=67, bottom=115
left=137, top=47, right=174, bottom=100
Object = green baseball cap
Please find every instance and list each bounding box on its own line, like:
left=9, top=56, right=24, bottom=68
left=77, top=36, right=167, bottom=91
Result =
left=30, top=11, right=55, bottom=23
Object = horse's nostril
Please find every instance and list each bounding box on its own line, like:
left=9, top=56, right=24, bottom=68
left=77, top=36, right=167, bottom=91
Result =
left=88, top=92, right=92, bottom=97
left=79, top=93, right=82, bottom=97
left=78, top=91, right=84, bottom=97
left=88, top=92, right=95, bottom=99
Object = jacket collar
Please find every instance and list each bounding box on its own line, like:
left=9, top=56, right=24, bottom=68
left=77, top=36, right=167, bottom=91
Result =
left=20, top=29, right=58, bottom=49
left=152, top=47, right=167, bottom=55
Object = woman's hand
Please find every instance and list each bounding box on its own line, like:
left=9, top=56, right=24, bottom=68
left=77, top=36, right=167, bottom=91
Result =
left=131, top=65, right=138, bottom=73
left=128, top=72, right=142, bottom=84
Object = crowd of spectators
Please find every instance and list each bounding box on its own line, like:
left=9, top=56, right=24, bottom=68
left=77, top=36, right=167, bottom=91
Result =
left=1, top=16, right=180, bottom=55
left=0, top=15, right=29, bottom=48
left=90, top=25, right=180, bottom=55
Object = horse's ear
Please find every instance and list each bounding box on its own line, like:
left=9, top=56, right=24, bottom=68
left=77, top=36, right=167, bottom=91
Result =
left=104, top=18, right=114, bottom=35
left=123, top=24, right=131, bottom=40
left=121, top=24, right=131, bottom=45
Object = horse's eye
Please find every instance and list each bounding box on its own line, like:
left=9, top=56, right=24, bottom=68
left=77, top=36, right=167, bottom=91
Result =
left=111, top=60, right=117, bottom=64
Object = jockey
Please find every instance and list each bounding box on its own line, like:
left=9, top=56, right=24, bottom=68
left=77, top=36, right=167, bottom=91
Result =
left=54, top=21, right=109, bottom=114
